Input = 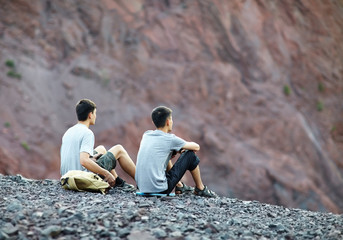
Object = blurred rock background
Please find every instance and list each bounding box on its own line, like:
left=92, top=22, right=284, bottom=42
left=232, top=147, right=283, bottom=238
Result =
left=0, top=0, right=342, bottom=213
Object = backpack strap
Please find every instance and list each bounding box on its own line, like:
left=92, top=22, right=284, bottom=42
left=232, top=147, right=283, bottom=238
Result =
left=61, top=177, right=69, bottom=186
left=61, top=176, right=82, bottom=192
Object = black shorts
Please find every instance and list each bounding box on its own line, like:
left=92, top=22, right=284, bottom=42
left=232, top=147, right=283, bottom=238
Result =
left=160, top=150, right=200, bottom=194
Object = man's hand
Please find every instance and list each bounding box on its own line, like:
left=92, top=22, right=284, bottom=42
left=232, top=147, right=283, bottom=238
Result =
left=103, top=171, right=116, bottom=187
left=171, top=150, right=178, bottom=159
left=93, top=153, right=103, bottom=160
left=80, top=152, right=116, bottom=187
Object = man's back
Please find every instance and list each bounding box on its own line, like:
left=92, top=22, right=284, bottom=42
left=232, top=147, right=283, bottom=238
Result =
left=60, top=123, right=94, bottom=176
left=135, top=130, right=185, bottom=193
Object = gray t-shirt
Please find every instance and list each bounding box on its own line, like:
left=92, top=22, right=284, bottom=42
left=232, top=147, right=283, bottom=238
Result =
left=135, top=130, right=186, bottom=193
left=60, top=123, right=94, bottom=176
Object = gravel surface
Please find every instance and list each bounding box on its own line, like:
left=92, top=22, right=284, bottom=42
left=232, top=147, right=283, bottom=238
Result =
left=0, top=174, right=342, bottom=239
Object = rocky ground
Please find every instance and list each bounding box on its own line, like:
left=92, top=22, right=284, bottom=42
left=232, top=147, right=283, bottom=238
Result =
left=0, top=174, right=342, bottom=240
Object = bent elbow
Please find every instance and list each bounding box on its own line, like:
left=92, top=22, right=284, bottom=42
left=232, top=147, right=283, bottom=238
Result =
left=192, top=143, right=200, bottom=151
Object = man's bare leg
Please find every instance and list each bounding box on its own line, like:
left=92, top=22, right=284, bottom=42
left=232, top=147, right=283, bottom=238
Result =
left=108, top=145, right=136, bottom=179
left=190, top=166, right=205, bottom=190
left=110, top=169, right=118, bottom=179
left=94, top=145, right=107, bottom=155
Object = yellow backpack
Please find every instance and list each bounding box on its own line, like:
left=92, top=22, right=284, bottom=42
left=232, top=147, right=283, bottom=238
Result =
left=60, top=170, right=110, bottom=194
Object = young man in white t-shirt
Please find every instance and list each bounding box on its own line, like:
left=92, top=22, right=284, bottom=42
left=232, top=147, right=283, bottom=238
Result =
left=60, top=99, right=136, bottom=190
left=135, top=106, right=217, bottom=197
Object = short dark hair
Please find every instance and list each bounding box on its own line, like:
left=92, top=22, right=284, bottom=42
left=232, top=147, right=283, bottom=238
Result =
left=76, top=99, right=96, bottom=121
left=151, top=106, right=172, bottom=128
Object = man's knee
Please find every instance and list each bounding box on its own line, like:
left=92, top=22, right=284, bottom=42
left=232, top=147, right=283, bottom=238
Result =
left=183, top=150, right=199, bottom=161
left=109, top=144, right=127, bottom=157
left=181, top=150, right=200, bottom=170
left=95, top=145, right=106, bottom=154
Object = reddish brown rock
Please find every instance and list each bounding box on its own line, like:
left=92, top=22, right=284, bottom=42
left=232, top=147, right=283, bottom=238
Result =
left=0, top=0, right=342, bottom=213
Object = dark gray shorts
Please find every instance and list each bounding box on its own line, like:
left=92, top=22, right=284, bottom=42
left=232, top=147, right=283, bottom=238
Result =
left=94, top=151, right=117, bottom=172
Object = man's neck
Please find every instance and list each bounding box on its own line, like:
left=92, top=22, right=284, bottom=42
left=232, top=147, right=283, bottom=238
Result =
left=157, top=127, right=170, bottom=133
left=78, top=120, right=90, bottom=128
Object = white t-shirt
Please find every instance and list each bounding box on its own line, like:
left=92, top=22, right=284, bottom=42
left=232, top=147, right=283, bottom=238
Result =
left=60, top=123, right=94, bottom=176
left=135, top=130, right=186, bottom=193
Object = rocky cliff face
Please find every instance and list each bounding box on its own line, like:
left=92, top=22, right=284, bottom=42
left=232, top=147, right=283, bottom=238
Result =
left=0, top=0, right=342, bottom=213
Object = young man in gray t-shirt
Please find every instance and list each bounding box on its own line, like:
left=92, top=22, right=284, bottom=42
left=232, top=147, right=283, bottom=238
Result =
left=60, top=99, right=136, bottom=190
left=135, top=106, right=217, bottom=197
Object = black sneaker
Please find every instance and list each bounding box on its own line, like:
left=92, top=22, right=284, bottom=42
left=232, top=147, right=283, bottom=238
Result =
left=114, top=177, right=136, bottom=192
left=194, top=185, right=218, bottom=198
left=175, top=182, right=194, bottom=194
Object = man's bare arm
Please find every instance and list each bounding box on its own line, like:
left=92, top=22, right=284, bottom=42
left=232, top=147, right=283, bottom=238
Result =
left=80, top=152, right=116, bottom=186
left=182, top=142, right=200, bottom=152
